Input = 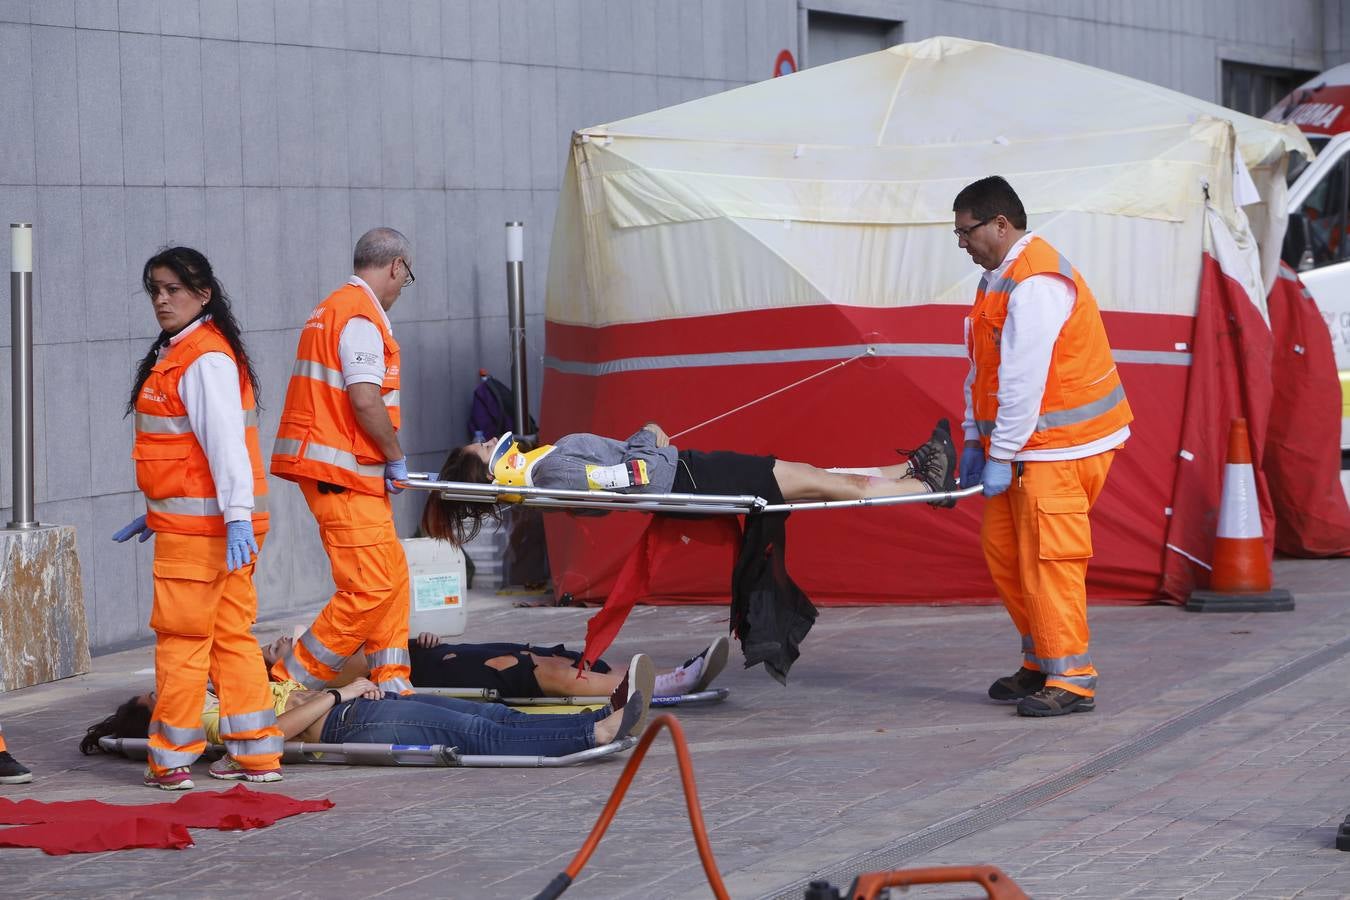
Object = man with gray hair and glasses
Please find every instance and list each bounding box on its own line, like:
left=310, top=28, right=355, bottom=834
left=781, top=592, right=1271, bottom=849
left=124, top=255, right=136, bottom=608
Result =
left=269, top=227, right=417, bottom=694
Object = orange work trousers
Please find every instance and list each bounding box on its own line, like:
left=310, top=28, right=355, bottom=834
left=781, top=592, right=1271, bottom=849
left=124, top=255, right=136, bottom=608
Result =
left=980, top=451, right=1115, bottom=698
left=147, top=531, right=283, bottom=775
left=271, top=479, right=412, bottom=693
left=0, top=722, right=9, bottom=753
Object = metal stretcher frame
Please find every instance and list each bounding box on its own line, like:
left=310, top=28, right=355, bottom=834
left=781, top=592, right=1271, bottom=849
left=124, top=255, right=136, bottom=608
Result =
left=417, top=687, right=730, bottom=708
left=403, top=473, right=981, bottom=514
left=99, top=735, right=636, bottom=768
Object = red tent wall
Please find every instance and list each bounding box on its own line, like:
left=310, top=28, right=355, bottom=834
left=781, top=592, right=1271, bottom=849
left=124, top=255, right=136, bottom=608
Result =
left=541, top=298, right=1196, bottom=607
left=1263, top=265, right=1350, bottom=557
left=1162, top=255, right=1277, bottom=600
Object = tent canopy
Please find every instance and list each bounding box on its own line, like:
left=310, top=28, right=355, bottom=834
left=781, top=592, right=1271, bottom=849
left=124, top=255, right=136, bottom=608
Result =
left=551, top=37, right=1310, bottom=329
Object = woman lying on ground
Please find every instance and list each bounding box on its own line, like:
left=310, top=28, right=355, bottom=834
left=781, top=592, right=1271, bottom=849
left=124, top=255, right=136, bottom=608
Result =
left=422, top=419, right=957, bottom=545
left=260, top=631, right=728, bottom=700
left=80, top=656, right=657, bottom=788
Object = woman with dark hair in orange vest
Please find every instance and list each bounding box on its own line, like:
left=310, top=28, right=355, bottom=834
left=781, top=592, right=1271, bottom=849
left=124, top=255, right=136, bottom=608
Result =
left=110, top=247, right=283, bottom=790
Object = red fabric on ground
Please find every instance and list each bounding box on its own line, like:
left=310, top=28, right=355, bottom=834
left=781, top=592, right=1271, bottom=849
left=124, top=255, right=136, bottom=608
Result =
left=0, top=816, right=193, bottom=855
left=1262, top=265, right=1350, bottom=557
left=0, top=785, right=333, bottom=855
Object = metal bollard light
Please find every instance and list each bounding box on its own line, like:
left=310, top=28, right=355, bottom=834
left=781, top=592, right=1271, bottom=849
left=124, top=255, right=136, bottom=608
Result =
left=8, top=223, right=38, bottom=529
left=505, top=221, right=531, bottom=437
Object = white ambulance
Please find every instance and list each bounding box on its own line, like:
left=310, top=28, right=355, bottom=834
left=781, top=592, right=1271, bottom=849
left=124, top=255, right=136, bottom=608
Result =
left=1266, top=64, right=1350, bottom=452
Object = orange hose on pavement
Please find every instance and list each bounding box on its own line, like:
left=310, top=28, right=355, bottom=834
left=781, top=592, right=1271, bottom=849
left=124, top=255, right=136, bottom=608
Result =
left=532, top=714, right=729, bottom=900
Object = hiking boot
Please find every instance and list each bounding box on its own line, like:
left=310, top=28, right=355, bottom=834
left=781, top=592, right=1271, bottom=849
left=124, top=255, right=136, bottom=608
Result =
left=143, top=766, right=195, bottom=791
left=0, top=751, right=33, bottom=784
left=1017, top=686, right=1095, bottom=717
left=987, top=667, right=1047, bottom=701
left=208, top=756, right=282, bottom=783
left=898, top=418, right=957, bottom=507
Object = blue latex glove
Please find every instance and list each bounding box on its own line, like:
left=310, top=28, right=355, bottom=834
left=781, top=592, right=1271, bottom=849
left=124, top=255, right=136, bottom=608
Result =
left=982, top=459, right=1013, bottom=497
left=225, top=519, right=259, bottom=571
left=384, top=456, right=409, bottom=494
left=959, top=446, right=986, bottom=487
left=111, top=514, right=154, bottom=543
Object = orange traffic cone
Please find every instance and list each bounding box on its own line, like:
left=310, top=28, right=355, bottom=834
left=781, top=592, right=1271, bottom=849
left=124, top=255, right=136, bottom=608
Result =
left=1186, top=418, right=1294, bottom=612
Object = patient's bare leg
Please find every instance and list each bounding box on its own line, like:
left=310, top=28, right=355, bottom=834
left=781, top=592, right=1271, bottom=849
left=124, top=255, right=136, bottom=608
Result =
left=771, top=460, right=927, bottom=502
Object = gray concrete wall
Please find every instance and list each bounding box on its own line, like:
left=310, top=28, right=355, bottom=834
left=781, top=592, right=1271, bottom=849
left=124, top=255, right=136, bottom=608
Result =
left=0, top=0, right=800, bottom=651
left=0, top=0, right=1336, bottom=653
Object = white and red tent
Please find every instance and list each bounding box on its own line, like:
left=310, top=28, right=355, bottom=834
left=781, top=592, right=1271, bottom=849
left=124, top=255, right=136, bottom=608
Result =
left=538, top=37, right=1338, bottom=611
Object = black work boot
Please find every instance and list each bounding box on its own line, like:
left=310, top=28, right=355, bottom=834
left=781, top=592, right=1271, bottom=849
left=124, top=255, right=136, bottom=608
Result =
left=898, top=418, right=958, bottom=507
left=987, top=667, right=1046, bottom=701
left=1017, top=686, right=1095, bottom=717
left=0, top=751, right=33, bottom=784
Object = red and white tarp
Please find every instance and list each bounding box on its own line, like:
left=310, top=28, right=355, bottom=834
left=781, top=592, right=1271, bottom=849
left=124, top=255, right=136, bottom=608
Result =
left=539, top=37, right=1340, bottom=609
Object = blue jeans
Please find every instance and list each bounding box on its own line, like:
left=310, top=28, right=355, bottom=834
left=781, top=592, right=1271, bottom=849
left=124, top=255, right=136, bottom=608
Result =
left=319, top=693, right=608, bottom=756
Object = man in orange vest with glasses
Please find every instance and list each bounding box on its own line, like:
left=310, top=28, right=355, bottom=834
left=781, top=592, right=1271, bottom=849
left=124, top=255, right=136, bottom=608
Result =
left=953, top=176, right=1133, bottom=717
left=270, top=227, right=416, bottom=694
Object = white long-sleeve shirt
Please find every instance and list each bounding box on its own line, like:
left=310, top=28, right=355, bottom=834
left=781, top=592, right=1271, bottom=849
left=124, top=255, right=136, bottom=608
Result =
left=338, top=275, right=395, bottom=387
left=165, top=318, right=254, bottom=523
left=962, top=232, right=1130, bottom=462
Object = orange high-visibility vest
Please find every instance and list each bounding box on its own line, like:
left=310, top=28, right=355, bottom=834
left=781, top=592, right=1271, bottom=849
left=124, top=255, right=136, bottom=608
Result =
left=133, top=321, right=270, bottom=537
left=270, top=283, right=401, bottom=495
left=967, top=236, right=1133, bottom=454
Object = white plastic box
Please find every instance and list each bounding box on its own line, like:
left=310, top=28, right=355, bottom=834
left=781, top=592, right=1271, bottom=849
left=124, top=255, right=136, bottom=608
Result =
left=401, top=537, right=467, bottom=636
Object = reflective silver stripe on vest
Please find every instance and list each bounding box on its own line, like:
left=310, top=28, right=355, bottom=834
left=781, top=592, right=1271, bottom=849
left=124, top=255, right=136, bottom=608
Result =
left=383, top=390, right=400, bottom=408
left=1277, top=265, right=1298, bottom=281
left=138, top=409, right=259, bottom=435
left=366, top=647, right=411, bottom=671
left=1056, top=254, right=1075, bottom=280
left=376, top=677, right=415, bottom=695
left=273, top=437, right=385, bottom=478
left=150, top=719, right=207, bottom=746
left=136, top=412, right=192, bottom=434
left=1036, top=383, right=1127, bottom=432
left=146, top=494, right=268, bottom=517
left=219, top=708, right=279, bottom=737
left=224, top=735, right=285, bottom=758
left=976, top=383, right=1127, bottom=438
left=985, top=274, right=1019, bottom=295
left=292, top=358, right=346, bottom=391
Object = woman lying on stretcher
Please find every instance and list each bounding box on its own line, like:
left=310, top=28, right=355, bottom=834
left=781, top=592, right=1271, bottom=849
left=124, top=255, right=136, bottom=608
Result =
left=80, top=656, right=659, bottom=784
left=258, top=631, right=730, bottom=699
left=421, top=419, right=958, bottom=545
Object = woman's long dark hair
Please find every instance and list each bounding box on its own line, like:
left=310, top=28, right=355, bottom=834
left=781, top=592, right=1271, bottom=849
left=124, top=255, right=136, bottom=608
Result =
left=421, top=446, right=497, bottom=546
left=420, top=437, right=538, bottom=545
left=79, top=696, right=152, bottom=756
left=126, top=247, right=260, bottom=415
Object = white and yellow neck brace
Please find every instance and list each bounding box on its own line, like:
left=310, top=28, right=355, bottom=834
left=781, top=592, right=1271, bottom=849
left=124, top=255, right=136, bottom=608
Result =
left=489, top=434, right=556, bottom=488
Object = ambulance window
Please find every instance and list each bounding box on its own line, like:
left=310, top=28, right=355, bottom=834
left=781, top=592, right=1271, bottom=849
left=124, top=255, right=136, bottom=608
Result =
left=1299, top=154, right=1350, bottom=266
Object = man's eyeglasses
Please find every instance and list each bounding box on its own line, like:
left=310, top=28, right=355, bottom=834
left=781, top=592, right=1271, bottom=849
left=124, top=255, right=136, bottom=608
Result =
left=399, top=257, right=415, bottom=288
left=953, top=217, right=996, bottom=239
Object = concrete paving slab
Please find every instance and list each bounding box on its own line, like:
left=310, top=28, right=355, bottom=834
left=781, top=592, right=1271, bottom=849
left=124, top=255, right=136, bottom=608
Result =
left=1, top=558, right=1349, bottom=898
